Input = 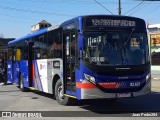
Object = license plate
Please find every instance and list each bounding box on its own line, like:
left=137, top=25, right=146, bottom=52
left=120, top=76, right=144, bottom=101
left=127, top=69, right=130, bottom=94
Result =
left=117, top=93, right=131, bottom=98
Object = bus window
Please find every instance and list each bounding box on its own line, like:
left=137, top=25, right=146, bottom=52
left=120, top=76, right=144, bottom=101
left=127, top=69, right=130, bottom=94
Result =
left=49, top=30, right=62, bottom=59
left=39, top=35, right=44, bottom=42
left=16, top=49, right=21, bottom=60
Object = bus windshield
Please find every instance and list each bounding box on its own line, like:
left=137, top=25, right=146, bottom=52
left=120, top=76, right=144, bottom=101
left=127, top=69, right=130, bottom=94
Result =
left=82, top=31, right=149, bottom=66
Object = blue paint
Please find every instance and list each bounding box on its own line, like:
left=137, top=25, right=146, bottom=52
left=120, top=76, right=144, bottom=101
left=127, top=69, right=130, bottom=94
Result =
left=7, top=61, right=13, bottom=83
left=13, top=62, right=19, bottom=84
left=8, top=28, right=48, bottom=45
left=76, top=88, right=81, bottom=100
left=19, top=60, right=29, bottom=88
left=66, top=91, right=76, bottom=97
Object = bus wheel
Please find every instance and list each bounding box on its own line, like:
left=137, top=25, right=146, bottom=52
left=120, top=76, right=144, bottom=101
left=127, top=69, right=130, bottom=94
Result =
left=55, top=79, right=73, bottom=105
left=20, top=74, right=26, bottom=92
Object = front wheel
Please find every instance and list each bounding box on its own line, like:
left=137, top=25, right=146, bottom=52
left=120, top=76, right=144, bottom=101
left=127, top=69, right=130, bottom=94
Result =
left=55, top=79, right=74, bottom=105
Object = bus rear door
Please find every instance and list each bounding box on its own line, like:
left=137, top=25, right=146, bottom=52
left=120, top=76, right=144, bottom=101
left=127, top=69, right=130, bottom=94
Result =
left=28, top=42, right=34, bottom=89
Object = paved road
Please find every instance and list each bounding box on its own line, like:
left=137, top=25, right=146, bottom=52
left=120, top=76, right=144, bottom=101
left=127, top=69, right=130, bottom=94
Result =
left=0, top=77, right=160, bottom=119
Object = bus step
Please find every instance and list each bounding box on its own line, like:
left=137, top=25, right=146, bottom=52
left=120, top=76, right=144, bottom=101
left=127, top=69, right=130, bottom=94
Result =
left=29, top=87, right=36, bottom=90
left=64, top=94, right=76, bottom=99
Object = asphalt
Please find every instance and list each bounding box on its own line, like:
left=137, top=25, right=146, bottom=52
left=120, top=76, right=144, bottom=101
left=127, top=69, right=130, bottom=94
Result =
left=151, top=70, right=160, bottom=80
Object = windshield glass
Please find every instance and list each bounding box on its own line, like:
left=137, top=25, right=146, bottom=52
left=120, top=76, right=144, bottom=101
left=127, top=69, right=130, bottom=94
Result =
left=82, top=32, right=149, bottom=66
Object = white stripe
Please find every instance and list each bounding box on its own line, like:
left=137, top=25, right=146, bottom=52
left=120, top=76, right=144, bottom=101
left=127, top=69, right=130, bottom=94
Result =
left=152, top=78, right=160, bottom=80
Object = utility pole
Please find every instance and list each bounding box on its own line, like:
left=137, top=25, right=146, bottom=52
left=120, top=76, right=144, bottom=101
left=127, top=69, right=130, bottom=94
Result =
left=118, top=0, right=121, bottom=15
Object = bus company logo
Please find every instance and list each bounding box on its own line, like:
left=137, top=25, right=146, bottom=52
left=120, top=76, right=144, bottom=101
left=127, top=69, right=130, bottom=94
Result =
left=116, top=68, right=130, bottom=70
left=118, top=77, right=129, bottom=80
left=47, top=61, right=53, bottom=67
left=115, top=82, right=126, bottom=88
left=40, top=64, right=47, bottom=70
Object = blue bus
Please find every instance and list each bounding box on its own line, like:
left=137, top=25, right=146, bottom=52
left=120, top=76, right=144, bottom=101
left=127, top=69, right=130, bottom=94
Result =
left=7, top=15, right=151, bottom=105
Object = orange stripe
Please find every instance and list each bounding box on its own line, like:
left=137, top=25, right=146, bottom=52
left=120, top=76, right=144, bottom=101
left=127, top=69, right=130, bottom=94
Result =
left=98, top=82, right=117, bottom=88
left=76, top=82, right=96, bottom=89
left=76, top=82, right=118, bottom=89
left=32, top=64, right=36, bottom=86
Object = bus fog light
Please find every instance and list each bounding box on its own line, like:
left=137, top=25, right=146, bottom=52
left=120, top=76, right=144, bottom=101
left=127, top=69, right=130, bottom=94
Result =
left=84, top=73, right=96, bottom=84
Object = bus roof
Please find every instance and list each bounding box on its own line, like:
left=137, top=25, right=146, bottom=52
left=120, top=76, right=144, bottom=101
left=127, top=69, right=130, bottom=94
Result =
left=8, top=25, right=60, bottom=45
left=8, top=15, right=145, bottom=45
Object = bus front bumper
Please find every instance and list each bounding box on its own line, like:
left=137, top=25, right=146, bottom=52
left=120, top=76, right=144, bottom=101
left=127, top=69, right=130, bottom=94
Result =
left=80, top=80, right=151, bottom=99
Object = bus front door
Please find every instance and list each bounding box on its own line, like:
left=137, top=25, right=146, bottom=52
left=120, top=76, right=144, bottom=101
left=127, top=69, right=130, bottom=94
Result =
left=63, top=32, right=76, bottom=96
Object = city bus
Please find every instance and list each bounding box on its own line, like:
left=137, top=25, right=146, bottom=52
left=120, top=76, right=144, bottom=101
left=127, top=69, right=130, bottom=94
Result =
left=7, top=15, right=151, bottom=105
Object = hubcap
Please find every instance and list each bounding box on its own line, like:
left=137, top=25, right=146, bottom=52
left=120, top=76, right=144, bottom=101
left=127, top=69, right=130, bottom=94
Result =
left=58, top=85, right=64, bottom=99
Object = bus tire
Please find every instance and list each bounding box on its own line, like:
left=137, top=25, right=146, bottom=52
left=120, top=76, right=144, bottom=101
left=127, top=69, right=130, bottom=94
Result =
left=19, top=74, right=26, bottom=92
left=55, top=79, right=73, bottom=105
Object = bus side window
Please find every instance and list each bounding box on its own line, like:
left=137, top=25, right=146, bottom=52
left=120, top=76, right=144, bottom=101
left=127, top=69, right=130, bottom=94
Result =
left=15, top=49, right=21, bottom=61
left=39, top=35, right=44, bottom=42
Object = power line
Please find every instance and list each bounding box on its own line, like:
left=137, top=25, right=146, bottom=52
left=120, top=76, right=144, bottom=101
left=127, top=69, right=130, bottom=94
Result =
left=0, top=13, right=42, bottom=21
left=0, top=5, right=73, bottom=17
left=144, top=3, right=160, bottom=17
left=0, top=19, right=34, bottom=23
left=129, top=1, right=149, bottom=16
left=139, top=1, right=152, bottom=9
left=123, top=1, right=144, bottom=15
left=18, top=0, right=119, bottom=4
left=94, top=0, right=114, bottom=15
left=21, top=0, right=156, bottom=5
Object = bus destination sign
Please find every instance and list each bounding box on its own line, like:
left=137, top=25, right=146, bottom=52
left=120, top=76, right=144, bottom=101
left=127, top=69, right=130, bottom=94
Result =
left=86, top=18, right=136, bottom=27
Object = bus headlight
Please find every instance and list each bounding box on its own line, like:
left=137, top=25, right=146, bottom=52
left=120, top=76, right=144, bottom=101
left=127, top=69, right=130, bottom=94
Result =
left=84, top=73, right=96, bottom=84
left=146, top=73, right=151, bottom=82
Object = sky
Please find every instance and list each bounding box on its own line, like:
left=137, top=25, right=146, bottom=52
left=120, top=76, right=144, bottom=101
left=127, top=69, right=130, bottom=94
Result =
left=0, top=0, right=160, bottom=39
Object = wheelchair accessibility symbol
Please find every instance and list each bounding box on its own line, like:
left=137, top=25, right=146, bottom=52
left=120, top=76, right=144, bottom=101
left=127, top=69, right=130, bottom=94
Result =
left=123, top=59, right=128, bottom=65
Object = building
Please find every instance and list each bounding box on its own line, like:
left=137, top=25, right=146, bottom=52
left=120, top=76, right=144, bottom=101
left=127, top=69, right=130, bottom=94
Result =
left=0, top=38, right=15, bottom=60
left=147, top=24, right=160, bottom=73
left=31, top=20, right=52, bottom=32
left=0, top=38, right=14, bottom=83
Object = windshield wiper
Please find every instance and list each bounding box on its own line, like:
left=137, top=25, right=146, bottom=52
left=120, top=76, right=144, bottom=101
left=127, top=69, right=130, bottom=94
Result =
left=120, top=29, right=135, bottom=65
left=124, top=28, right=135, bottom=46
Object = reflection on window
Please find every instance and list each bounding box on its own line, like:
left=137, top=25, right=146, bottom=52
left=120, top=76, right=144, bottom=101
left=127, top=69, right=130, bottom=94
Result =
left=150, top=34, right=160, bottom=65
left=83, top=32, right=149, bottom=66
left=151, top=52, right=160, bottom=65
